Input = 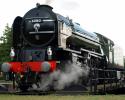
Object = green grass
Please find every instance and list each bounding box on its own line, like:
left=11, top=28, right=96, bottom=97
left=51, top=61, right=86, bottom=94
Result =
left=0, top=95, right=125, bottom=100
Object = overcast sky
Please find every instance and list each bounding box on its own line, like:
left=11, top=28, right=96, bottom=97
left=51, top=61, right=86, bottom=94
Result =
left=0, top=0, right=125, bottom=54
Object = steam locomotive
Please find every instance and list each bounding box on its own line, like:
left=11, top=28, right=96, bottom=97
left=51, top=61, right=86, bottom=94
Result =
left=1, top=4, right=125, bottom=92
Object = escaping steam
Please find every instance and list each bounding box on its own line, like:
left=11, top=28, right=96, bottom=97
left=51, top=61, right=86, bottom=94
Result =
left=40, top=0, right=54, bottom=5
left=45, top=0, right=53, bottom=4
left=38, top=61, right=90, bottom=91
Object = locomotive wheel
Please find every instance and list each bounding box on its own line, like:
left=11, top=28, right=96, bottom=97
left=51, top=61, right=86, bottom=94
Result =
left=18, top=83, right=29, bottom=92
left=18, top=77, right=30, bottom=91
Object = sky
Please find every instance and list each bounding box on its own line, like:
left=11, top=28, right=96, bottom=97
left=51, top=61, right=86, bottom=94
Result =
left=0, top=0, right=125, bottom=54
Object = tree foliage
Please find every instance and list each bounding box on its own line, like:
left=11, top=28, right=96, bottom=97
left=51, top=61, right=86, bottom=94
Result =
left=0, top=24, right=12, bottom=64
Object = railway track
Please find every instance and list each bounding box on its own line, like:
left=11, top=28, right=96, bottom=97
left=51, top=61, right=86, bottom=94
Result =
left=0, top=81, right=125, bottom=95
left=0, top=82, right=89, bottom=95
left=0, top=84, right=89, bottom=95
left=0, top=89, right=89, bottom=95
left=1, top=87, right=125, bottom=95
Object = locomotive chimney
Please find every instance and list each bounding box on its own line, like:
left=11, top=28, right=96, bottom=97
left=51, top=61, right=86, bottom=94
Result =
left=36, top=3, right=41, bottom=8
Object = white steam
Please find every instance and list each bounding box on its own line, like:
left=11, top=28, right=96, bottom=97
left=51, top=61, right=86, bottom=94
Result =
left=45, top=0, right=53, bottom=4
left=40, top=0, right=54, bottom=5
left=38, top=61, right=90, bottom=91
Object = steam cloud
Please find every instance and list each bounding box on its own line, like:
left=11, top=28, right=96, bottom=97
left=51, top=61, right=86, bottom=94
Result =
left=45, top=0, right=53, bottom=4
left=38, top=61, right=90, bottom=91
left=40, top=0, right=79, bottom=10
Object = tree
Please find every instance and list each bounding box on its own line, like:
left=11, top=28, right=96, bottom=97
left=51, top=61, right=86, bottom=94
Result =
left=0, top=24, right=12, bottom=64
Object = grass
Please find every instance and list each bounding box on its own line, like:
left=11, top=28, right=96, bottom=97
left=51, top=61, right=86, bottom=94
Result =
left=0, top=95, right=125, bottom=100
